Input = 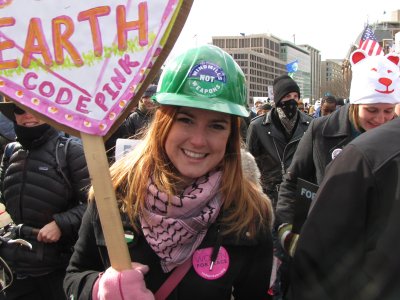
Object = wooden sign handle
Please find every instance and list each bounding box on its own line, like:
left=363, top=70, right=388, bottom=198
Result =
left=81, top=133, right=131, bottom=271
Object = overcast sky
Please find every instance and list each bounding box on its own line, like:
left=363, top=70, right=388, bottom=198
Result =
left=169, top=0, right=399, bottom=61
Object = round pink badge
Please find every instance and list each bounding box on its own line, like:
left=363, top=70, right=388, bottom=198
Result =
left=192, top=246, right=229, bottom=280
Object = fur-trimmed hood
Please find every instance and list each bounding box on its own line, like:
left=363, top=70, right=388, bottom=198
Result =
left=241, top=149, right=262, bottom=190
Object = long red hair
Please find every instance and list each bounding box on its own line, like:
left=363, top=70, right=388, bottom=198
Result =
left=90, top=105, right=273, bottom=237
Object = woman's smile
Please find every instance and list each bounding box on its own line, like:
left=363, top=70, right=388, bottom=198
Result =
left=165, top=107, right=231, bottom=183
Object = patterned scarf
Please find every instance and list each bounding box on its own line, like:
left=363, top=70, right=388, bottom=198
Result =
left=140, top=171, right=223, bottom=272
left=277, top=107, right=298, bottom=136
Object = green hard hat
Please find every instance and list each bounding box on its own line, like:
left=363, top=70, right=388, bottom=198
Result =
left=153, top=44, right=249, bottom=117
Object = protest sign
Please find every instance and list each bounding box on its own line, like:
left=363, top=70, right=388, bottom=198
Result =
left=0, top=0, right=193, bottom=270
left=115, top=138, right=141, bottom=161
left=292, top=178, right=319, bottom=234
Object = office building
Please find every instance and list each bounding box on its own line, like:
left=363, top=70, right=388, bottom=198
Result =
left=212, top=33, right=320, bottom=105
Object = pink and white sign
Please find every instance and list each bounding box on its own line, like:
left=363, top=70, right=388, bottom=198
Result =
left=0, top=0, right=181, bottom=135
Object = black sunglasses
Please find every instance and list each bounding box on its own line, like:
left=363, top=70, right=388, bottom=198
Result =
left=13, top=107, right=26, bottom=115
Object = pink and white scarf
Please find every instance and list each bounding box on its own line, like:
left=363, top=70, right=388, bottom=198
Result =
left=140, top=171, right=223, bottom=272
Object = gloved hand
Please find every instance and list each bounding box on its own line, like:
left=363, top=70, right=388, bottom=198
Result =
left=93, top=263, right=155, bottom=300
left=278, top=223, right=299, bottom=257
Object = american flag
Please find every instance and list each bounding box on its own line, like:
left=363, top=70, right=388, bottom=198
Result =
left=359, top=25, right=383, bottom=56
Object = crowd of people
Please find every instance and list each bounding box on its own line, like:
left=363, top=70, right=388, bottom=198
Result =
left=0, top=42, right=399, bottom=300
left=250, top=95, right=347, bottom=120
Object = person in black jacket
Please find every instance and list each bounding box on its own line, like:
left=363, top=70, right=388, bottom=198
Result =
left=246, top=75, right=312, bottom=300
left=276, top=49, right=400, bottom=261
left=290, top=116, right=400, bottom=300
left=64, top=45, right=274, bottom=300
left=0, top=112, right=15, bottom=160
left=125, top=84, right=158, bottom=136
left=0, top=102, right=90, bottom=300
left=0, top=95, right=15, bottom=159
left=246, top=75, right=312, bottom=209
left=105, top=84, right=158, bottom=162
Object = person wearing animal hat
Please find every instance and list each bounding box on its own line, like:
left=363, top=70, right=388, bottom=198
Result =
left=0, top=98, right=90, bottom=299
left=64, top=44, right=274, bottom=300
left=275, top=49, right=400, bottom=299
left=246, top=74, right=312, bottom=299
left=289, top=51, right=400, bottom=300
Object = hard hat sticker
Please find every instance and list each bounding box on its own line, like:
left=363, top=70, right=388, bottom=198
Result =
left=188, top=62, right=226, bottom=98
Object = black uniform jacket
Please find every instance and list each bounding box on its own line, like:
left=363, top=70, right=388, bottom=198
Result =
left=105, top=108, right=153, bottom=161
left=290, top=117, right=400, bottom=300
left=64, top=201, right=273, bottom=300
left=246, top=109, right=312, bottom=206
left=0, top=127, right=89, bottom=275
left=276, top=105, right=354, bottom=224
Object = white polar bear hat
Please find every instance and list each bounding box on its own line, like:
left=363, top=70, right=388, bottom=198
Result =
left=349, top=49, right=400, bottom=104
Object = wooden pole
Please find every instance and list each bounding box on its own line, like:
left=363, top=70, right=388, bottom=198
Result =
left=81, top=133, right=131, bottom=271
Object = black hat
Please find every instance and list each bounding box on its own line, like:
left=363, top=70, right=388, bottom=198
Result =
left=0, top=101, right=18, bottom=121
left=260, top=103, right=272, bottom=111
left=273, top=75, right=300, bottom=105
left=143, top=84, right=157, bottom=97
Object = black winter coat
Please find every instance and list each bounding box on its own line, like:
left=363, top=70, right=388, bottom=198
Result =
left=246, top=109, right=312, bottom=206
left=290, top=117, right=400, bottom=300
left=123, top=108, right=153, bottom=136
left=64, top=202, right=273, bottom=300
left=105, top=108, right=153, bottom=161
left=0, top=127, right=90, bottom=276
left=276, top=105, right=355, bottom=224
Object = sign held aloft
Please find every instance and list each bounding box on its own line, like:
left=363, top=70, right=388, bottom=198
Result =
left=0, top=0, right=189, bottom=137
left=0, top=0, right=193, bottom=271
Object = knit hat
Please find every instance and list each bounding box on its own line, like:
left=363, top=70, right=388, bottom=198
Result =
left=273, top=75, right=300, bottom=105
left=349, top=49, right=400, bottom=104
left=143, top=84, right=157, bottom=97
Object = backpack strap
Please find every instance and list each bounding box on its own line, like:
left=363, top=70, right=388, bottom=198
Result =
left=55, top=136, right=72, bottom=190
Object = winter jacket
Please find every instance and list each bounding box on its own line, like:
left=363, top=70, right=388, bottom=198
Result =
left=64, top=201, right=273, bottom=300
left=0, top=127, right=90, bottom=276
left=276, top=105, right=354, bottom=225
left=123, top=108, right=154, bottom=136
left=0, top=112, right=15, bottom=159
left=290, top=117, right=400, bottom=300
left=0, top=112, right=15, bottom=141
left=105, top=108, right=153, bottom=161
left=246, top=108, right=312, bottom=207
